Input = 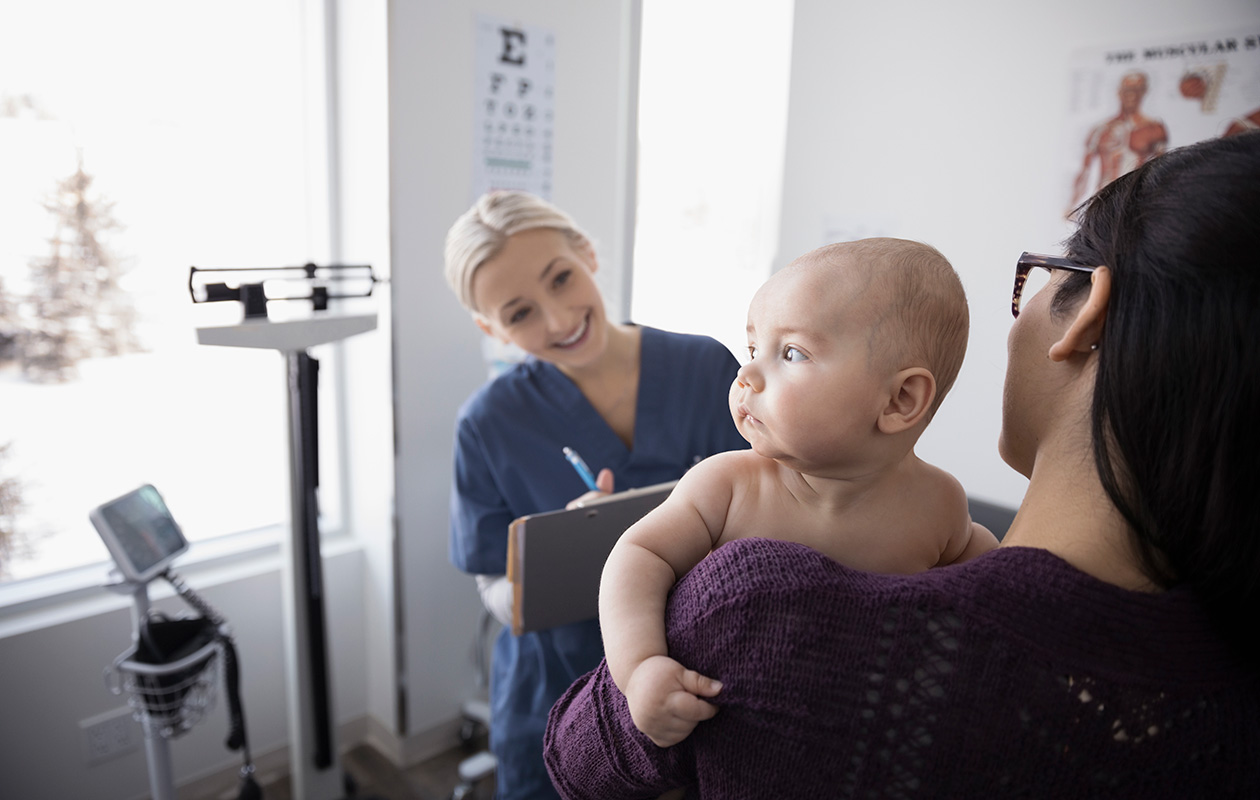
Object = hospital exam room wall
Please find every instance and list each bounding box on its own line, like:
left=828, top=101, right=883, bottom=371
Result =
left=387, top=0, right=639, bottom=737
left=774, top=0, right=1260, bottom=509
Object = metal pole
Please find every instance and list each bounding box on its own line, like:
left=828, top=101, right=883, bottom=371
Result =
left=128, top=582, right=176, bottom=800
left=280, top=350, right=342, bottom=800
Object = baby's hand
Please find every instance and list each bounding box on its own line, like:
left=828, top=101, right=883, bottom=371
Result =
left=624, top=654, right=722, bottom=748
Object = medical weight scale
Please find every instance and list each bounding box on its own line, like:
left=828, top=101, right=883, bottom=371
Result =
left=191, top=264, right=378, bottom=800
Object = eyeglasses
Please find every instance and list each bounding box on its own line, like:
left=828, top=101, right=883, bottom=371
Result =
left=1012, top=252, right=1097, bottom=318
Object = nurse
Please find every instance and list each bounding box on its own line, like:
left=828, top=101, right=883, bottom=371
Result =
left=444, top=190, right=748, bottom=800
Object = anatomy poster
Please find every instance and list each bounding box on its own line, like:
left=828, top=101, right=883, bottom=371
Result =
left=1062, top=27, right=1260, bottom=217
left=472, top=14, right=556, bottom=200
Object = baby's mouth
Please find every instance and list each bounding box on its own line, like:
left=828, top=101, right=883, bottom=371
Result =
left=737, top=404, right=760, bottom=425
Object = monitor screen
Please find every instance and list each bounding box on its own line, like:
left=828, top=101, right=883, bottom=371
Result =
left=90, top=485, right=189, bottom=583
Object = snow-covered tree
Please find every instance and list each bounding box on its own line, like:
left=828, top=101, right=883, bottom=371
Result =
left=21, top=158, right=138, bottom=381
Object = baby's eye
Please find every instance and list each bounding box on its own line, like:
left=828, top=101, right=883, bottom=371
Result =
left=746, top=345, right=758, bottom=360
left=783, top=346, right=808, bottom=363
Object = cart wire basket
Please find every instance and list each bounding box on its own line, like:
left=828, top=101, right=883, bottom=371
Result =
left=106, top=614, right=223, bottom=739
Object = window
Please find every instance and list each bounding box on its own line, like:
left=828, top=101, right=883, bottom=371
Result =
left=0, top=0, right=335, bottom=585
left=631, top=0, right=795, bottom=357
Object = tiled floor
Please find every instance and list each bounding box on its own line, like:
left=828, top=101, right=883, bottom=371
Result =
left=257, top=741, right=496, bottom=800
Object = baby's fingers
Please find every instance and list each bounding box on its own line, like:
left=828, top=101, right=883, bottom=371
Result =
left=667, top=689, right=720, bottom=725
left=678, top=669, right=723, bottom=699
left=644, top=704, right=712, bottom=748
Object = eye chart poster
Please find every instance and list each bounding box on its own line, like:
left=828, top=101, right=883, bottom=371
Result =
left=1061, top=27, right=1260, bottom=218
left=472, top=14, right=556, bottom=200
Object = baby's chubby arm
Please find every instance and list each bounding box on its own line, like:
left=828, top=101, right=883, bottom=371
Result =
left=941, top=520, right=1000, bottom=564
left=933, top=470, right=1000, bottom=566
left=598, top=452, right=742, bottom=747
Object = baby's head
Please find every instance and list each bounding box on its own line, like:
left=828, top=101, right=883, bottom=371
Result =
left=809, top=237, right=969, bottom=420
left=736, top=238, right=967, bottom=462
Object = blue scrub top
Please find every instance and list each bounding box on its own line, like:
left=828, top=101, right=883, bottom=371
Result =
left=449, top=325, right=747, bottom=799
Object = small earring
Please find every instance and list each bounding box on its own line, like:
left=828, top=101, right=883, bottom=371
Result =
left=1090, top=343, right=1099, bottom=351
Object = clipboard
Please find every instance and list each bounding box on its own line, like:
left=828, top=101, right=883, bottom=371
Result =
left=506, top=480, right=676, bottom=636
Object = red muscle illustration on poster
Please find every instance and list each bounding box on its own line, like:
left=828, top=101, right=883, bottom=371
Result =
left=1064, top=28, right=1260, bottom=218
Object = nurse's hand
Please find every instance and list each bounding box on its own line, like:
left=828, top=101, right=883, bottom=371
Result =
left=566, top=468, right=614, bottom=509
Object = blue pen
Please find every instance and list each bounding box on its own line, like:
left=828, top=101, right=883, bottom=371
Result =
left=562, top=447, right=601, bottom=492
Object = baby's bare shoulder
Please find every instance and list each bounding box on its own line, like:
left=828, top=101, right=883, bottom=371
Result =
left=896, top=461, right=971, bottom=536
left=684, top=449, right=775, bottom=488
left=904, top=461, right=998, bottom=564
left=671, top=451, right=775, bottom=530
left=910, top=459, right=968, bottom=503
left=701, top=456, right=800, bottom=542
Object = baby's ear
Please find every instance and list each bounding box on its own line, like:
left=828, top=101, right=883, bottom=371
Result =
left=877, top=368, right=936, bottom=435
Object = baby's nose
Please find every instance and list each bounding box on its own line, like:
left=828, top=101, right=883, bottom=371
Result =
left=735, top=363, right=761, bottom=391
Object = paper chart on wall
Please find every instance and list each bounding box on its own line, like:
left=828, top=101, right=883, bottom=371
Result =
left=1060, top=27, right=1260, bottom=220
left=471, top=14, right=556, bottom=201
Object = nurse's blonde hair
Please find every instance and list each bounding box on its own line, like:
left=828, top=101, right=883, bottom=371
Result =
left=444, top=191, right=592, bottom=312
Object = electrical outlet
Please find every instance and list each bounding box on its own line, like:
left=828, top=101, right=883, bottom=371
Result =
left=80, top=707, right=141, bottom=764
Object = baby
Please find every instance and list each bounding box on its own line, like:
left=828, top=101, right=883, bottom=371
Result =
left=598, top=238, right=999, bottom=747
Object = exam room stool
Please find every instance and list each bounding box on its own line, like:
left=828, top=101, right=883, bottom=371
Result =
left=451, top=606, right=498, bottom=800
left=451, top=698, right=496, bottom=799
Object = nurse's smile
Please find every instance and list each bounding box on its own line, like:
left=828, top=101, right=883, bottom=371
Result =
left=554, top=313, right=591, bottom=350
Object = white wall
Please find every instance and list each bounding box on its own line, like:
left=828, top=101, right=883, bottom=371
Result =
left=387, top=0, right=639, bottom=737
left=775, top=0, right=1260, bottom=509
left=331, top=0, right=398, bottom=751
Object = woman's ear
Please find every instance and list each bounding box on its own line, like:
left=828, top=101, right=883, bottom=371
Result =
left=877, top=367, right=936, bottom=435
left=473, top=313, right=506, bottom=343
left=1049, top=266, right=1110, bottom=362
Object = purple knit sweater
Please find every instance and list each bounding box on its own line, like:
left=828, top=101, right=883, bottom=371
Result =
left=544, top=538, right=1259, bottom=799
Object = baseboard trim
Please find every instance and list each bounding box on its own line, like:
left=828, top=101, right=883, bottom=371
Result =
left=174, top=713, right=465, bottom=799
left=388, top=715, right=468, bottom=766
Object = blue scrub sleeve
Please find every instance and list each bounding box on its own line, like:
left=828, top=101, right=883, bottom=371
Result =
left=449, top=414, right=514, bottom=575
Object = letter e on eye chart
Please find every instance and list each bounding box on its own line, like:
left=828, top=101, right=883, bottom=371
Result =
left=473, top=14, right=556, bottom=200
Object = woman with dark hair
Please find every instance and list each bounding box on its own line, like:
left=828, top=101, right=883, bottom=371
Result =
left=1048, top=131, right=1260, bottom=659
left=543, top=132, right=1260, bottom=798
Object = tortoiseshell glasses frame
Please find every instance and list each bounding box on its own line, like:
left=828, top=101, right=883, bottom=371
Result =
left=1012, top=252, right=1097, bottom=318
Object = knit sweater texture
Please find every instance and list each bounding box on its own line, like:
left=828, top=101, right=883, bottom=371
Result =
left=544, top=538, right=1260, bottom=799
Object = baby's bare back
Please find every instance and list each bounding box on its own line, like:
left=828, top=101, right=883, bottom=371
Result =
left=715, top=452, right=972, bottom=574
